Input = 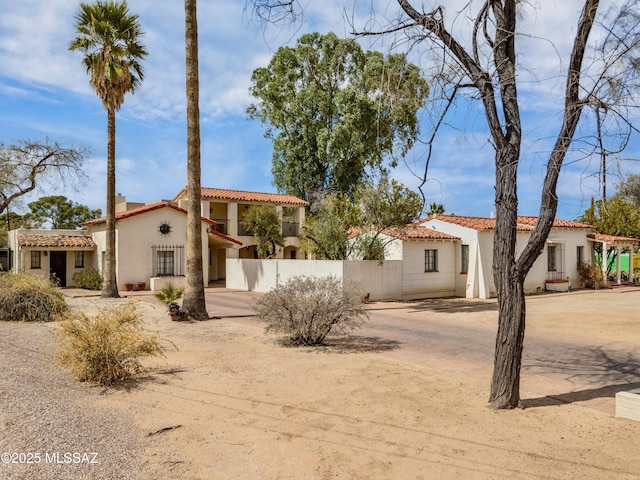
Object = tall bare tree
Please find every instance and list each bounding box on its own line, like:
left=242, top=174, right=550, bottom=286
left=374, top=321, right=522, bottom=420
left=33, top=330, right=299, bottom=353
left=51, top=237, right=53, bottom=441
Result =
left=0, top=140, right=87, bottom=216
left=181, top=0, right=209, bottom=320
left=70, top=1, right=147, bottom=298
left=248, top=0, right=640, bottom=409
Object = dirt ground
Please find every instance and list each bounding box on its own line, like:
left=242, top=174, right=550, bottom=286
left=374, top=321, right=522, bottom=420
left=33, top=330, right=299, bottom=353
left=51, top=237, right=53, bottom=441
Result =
left=53, top=287, right=637, bottom=480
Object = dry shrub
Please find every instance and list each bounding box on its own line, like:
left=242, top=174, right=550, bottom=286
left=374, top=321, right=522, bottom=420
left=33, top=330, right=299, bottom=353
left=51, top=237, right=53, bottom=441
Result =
left=56, top=303, right=167, bottom=386
left=0, top=273, right=67, bottom=322
left=577, top=262, right=607, bottom=289
left=253, top=275, right=368, bottom=346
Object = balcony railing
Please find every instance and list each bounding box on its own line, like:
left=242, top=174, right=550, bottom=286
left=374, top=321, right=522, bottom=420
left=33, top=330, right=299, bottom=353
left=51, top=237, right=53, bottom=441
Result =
left=236, top=220, right=300, bottom=237
left=211, top=218, right=229, bottom=235
left=282, top=221, right=299, bottom=237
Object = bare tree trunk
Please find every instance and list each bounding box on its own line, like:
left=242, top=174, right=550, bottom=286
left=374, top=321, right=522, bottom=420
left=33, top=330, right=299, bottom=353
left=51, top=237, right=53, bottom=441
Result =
left=490, top=146, right=524, bottom=408
left=102, top=108, right=119, bottom=298
left=181, top=0, right=208, bottom=320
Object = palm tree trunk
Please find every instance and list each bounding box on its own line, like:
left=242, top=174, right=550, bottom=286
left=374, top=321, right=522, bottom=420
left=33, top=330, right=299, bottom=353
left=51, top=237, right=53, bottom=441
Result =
left=181, top=0, right=208, bottom=320
left=102, top=108, right=119, bottom=298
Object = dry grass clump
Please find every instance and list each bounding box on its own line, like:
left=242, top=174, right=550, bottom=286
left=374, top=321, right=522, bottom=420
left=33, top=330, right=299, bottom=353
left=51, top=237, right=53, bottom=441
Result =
left=578, top=262, right=607, bottom=289
left=57, top=303, right=167, bottom=386
left=0, top=272, right=68, bottom=322
left=253, top=275, right=368, bottom=346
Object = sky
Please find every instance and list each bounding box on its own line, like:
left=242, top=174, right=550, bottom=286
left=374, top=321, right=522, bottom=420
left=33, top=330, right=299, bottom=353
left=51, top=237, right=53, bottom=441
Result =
left=1, top=0, right=639, bottom=221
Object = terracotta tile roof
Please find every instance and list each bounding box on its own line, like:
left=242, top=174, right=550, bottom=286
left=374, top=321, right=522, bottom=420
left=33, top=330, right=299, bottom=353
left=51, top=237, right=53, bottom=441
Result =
left=81, top=201, right=217, bottom=227
left=173, top=187, right=309, bottom=207
left=383, top=225, right=460, bottom=241
left=17, top=234, right=96, bottom=249
left=349, top=225, right=459, bottom=241
left=207, top=228, right=243, bottom=246
left=417, top=214, right=594, bottom=231
left=588, top=233, right=640, bottom=244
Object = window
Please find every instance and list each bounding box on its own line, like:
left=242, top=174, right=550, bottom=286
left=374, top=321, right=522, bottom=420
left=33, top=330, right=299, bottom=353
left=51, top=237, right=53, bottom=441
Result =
left=75, top=251, right=85, bottom=268
left=547, top=245, right=557, bottom=271
left=31, top=251, right=41, bottom=269
left=157, top=250, right=175, bottom=276
left=461, top=245, right=469, bottom=274
left=425, top=249, right=438, bottom=272
left=152, top=245, right=184, bottom=276
left=576, top=246, right=584, bottom=266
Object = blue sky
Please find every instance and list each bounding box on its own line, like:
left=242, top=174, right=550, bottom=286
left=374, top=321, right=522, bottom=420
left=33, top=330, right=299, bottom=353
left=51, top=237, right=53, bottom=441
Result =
left=1, top=0, right=639, bottom=221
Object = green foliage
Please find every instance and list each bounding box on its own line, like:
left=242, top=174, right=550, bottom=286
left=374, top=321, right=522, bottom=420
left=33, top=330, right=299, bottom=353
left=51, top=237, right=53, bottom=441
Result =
left=577, top=195, right=640, bottom=239
left=254, top=275, right=368, bottom=346
left=427, top=202, right=445, bottom=216
left=302, top=193, right=354, bottom=260
left=69, top=1, right=147, bottom=112
left=248, top=32, right=429, bottom=204
left=0, top=273, right=68, bottom=322
left=28, top=195, right=101, bottom=229
left=154, top=283, right=184, bottom=306
left=355, top=176, right=423, bottom=230
left=72, top=269, right=104, bottom=290
left=304, top=178, right=423, bottom=262
left=241, top=205, right=285, bottom=258
left=56, top=303, right=166, bottom=386
left=352, top=232, right=386, bottom=263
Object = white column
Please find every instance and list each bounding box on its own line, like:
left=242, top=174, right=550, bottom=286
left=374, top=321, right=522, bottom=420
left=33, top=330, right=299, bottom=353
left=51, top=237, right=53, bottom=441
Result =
left=616, top=246, right=622, bottom=284
left=602, top=241, right=609, bottom=284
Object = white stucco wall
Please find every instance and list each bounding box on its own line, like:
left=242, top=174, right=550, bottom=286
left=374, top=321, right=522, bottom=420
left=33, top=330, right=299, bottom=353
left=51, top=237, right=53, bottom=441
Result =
left=87, top=206, right=211, bottom=290
left=401, top=240, right=457, bottom=299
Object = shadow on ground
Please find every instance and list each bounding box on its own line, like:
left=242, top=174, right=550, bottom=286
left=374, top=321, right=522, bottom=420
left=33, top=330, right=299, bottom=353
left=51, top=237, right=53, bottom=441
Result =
left=523, top=345, right=640, bottom=408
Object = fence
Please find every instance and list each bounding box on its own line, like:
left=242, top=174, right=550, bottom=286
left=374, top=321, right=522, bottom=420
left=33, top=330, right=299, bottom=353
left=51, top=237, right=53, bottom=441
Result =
left=226, top=259, right=403, bottom=301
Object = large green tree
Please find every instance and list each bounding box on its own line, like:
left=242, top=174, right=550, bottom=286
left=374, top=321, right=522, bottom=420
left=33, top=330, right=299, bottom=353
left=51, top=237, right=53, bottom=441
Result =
left=28, top=196, right=102, bottom=229
left=180, top=0, right=209, bottom=321
left=248, top=32, right=429, bottom=205
left=249, top=0, right=640, bottom=409
left=70, top=0, right=147, bottom=298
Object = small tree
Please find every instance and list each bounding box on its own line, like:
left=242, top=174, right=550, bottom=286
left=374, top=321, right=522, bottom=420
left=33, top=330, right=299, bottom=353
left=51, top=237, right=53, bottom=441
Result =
left=253, top=275, right=368, bottom=345
left=242, top=205, right=285, bottom=258
left=28, top=195, right=102, bottom=229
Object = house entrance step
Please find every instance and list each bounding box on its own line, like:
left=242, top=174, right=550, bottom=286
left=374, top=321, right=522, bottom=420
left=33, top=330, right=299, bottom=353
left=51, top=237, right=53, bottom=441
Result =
left=615, top=390, right=640, bottom=422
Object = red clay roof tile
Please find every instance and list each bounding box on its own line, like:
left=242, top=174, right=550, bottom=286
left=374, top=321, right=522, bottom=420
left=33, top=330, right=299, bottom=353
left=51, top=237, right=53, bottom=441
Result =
left=417, top=214, right=593, bottom=231
left=17, top=234, right=96, bottom=248
left=173, top=187, right=309, bottom=207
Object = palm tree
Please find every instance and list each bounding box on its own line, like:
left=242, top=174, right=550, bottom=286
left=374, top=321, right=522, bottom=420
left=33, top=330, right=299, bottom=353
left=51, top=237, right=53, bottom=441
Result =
left=69, top=1, right=147, bottom=298
left=180, top=0, right=209, bottom=320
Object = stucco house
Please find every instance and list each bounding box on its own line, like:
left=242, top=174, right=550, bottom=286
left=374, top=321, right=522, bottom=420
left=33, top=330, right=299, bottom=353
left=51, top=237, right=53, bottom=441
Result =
left=6, top=229, right=98, bottom=287
left=8, top=199, right=242, bottom=290
left=173, top=187, right=308, bottom=264
left=416, top=214, right=638, bottom=298
left=347, top=225, right=461, bottom=299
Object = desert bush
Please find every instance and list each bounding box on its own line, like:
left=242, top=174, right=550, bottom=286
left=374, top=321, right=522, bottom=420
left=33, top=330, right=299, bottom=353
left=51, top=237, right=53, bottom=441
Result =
left=56, top=303, right=167, bottom=386
left=72, top=268, right=104, bottom=290
left=154, top=283, right=184, bottom=305
left=253, top=275, right=368, bottom=346
left=577, top=262, right=607, bottom=289
left=0, top=272, right=67, bottom=322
